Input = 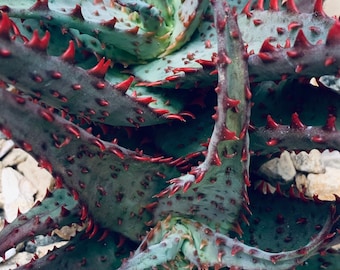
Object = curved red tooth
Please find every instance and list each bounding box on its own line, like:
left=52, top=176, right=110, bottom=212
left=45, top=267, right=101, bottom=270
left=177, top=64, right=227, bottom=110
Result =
left=86, top=218, right=94, bottom=233
left=0, top=13, right=11, bottom=38
left=195, top=59, right=215, bottom=68
left=259, top=38, right=277, bottom=53
left=286, top=50, right=302, bottom=58
left=114, top=76, right=134, bottom=93
left=97, top=229, right=109, bottom=242
left=243, top=170, right=250, bottom=187
left=61, top=40, right=75, bottom=63
left=38, top=158, right=53, bottom=173
left=173, top=67, right=199, bottom=74
left=293, top=30, right=312, bottom=48
left=183, top=181, right=193, bottom=192
left=101, top=17, right=117, bottom=28
left=323, top=115, right=337, bottom=132
left=255, top=0, right=264, bottom=10
left=90, top=138, right=106, bottom=151
left=70, top=4, right=84, bottom=20
left=257, top=52, right=275, bottom=62
left=39, top=108, right=55, bottom=122
left=29, top=0, right=49, bottom=11
left=143, top=202, right=158, bottom=212
left=269, top=0, right=279, bottom=11
left=290, top=112, right=305, bottom=129
left=133, top=96, right=156, bottom=105
left=313, top=0, right=326, bottom=17
left=165, top=114, right=186, bottom=122
left=25, top=30, right=50, bottom=51
left=64, top=124, right=81, bottom=138
left=80, top=205, right=88, bottom=221
left=266, top=115, right=280, bottom=129
left=285, top=0, right=299, bottom=13
left=89, top=224, right=99, bottom=239
left=212, top=152, right=222, bottom=166
left=165, top=74, right=181, bottom=81
left=241, top=0, right=252, bottom=18
left=326, top=20, right=340, bottom=46
left=88, top=58, right=111, bottom=78
left=55, top=175, right=63, bottom=188
left=222, top=127, right=239, bottom=140
left=153, top=188, right=170, bottom=198
left=108, top=147, right=125, bottom=159
left=60, top=206, right=71, bottom=217
left=72, top=189, right=79, bottom=201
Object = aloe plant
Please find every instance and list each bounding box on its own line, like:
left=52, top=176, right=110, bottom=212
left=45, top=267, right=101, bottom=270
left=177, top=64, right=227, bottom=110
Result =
left=0, top=0, right=339, bottom=269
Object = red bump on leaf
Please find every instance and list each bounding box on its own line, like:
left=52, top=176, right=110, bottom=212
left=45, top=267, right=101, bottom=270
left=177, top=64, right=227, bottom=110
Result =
left=231, top=245, right=243, bottom=256
left=324, top=56, right=336, bottom=67
left=270, top=254, right=285, bottom=264
left=266, top=138, right=279, bottom=146
left=253, top=19, right=263, bottom=26
left=288, top=22, right=302, bottom=31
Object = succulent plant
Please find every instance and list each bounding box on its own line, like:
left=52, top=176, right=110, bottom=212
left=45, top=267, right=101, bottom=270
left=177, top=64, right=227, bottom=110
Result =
left=0, top=0, right=340, bottom=269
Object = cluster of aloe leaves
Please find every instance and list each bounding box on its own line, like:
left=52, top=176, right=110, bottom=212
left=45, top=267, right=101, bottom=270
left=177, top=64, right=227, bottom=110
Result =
left=0, top=0, right=340, bottom=268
